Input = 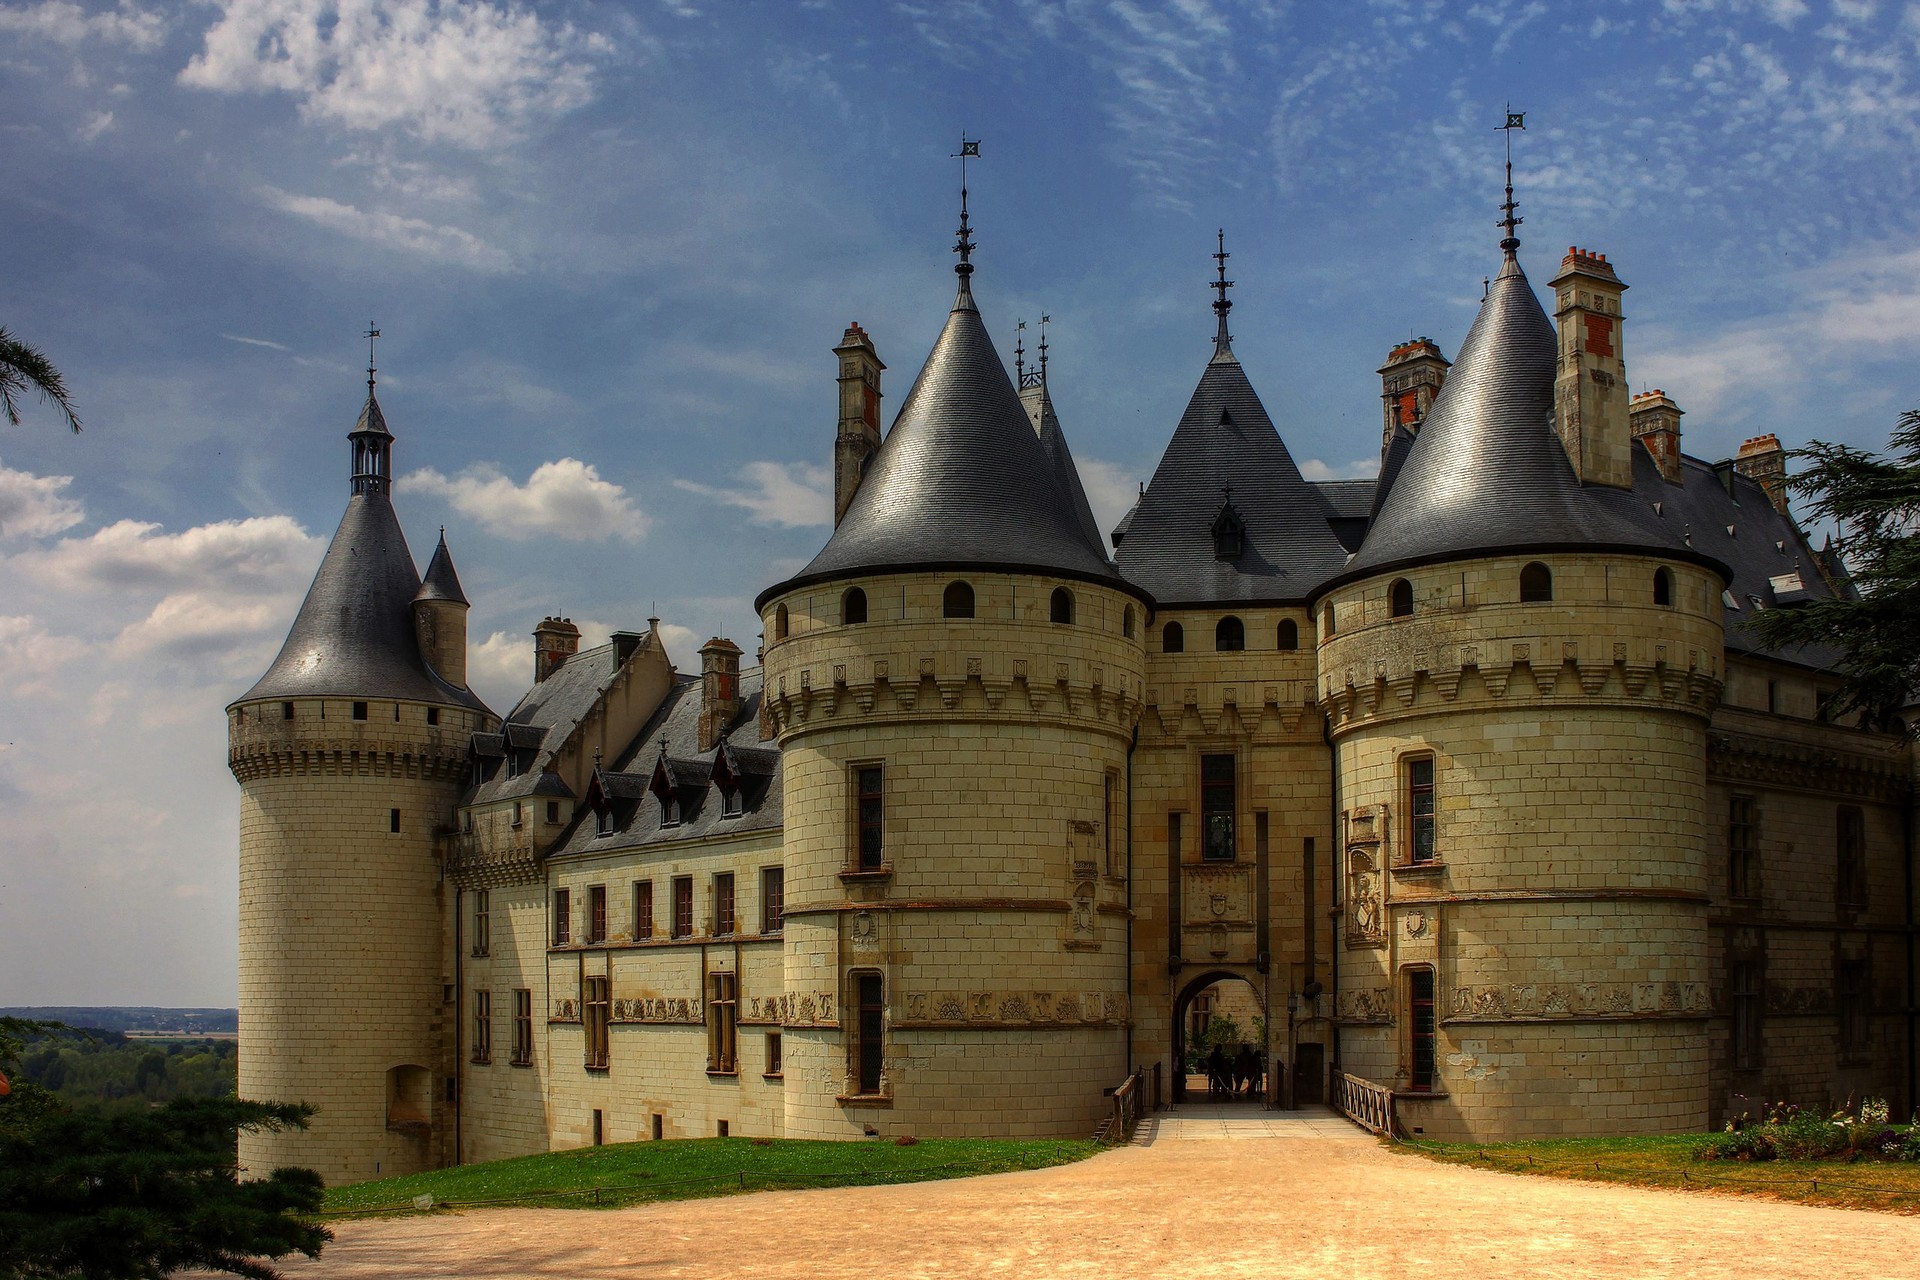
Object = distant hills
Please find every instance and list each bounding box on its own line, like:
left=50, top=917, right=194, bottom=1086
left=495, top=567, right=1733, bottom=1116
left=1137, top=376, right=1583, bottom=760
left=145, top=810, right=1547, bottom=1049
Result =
left=1, top=1007, right=238, bottom=1035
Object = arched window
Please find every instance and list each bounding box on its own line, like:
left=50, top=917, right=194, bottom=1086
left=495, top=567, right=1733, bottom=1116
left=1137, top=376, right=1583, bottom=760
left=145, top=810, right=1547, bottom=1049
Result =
left=843, top=586, right=868, bottom=625
left=1322, top=603, right=1336, bottom=637
left=942, top=580, right=975, bottom=619
left=1653, top=566, right=1673, bottom=607
left=1389, top=578, right=1413, bottom=618
left=1215, top=616, right=1245, bottom=652
left=1122, top=605, right=1136, bottom=638
left=1050, top=587, right=1074, bottom=625
left=1276, top=619, right=1298, bottom=651
left=774, top=604, right=789, bottom=641
left=1520, top=561, right=1553, bottom=602
left=1163, top=621, right=1185, bottom=653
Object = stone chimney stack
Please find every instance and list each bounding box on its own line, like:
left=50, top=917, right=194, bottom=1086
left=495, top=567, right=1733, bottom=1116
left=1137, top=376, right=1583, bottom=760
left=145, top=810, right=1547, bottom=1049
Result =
left=1376, top=336, right=1450, bottom=456
left=833, top=322, right=885, bottom=526
left=533, top=616, right=580, bottom=684
left=1548, top=247, right=1634, bottom=489
left=1630, top=389, right=1685, bottom=485
left=698, top=636, right=743, bottom=752
left=1736, top=434, right=1790, bottom=514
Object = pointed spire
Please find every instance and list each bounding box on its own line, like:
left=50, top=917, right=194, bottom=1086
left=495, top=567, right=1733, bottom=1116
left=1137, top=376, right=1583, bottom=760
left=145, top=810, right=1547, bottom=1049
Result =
left=416, top=528, right=469, bottom=606
left=1210, top=229, right=1236, bottom=362
left=950, top=134, right=980, bottom=310
left=1037, top=313, right=1049, bottom=386
left=1014, top=319, right=1026, bottom=384
left=1497, top=109, right=1526, bottom=260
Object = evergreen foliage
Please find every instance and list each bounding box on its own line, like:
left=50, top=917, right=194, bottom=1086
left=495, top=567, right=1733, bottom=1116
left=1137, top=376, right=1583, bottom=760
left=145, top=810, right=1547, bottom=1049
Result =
left=1749, top=410, right=1920, bottom=737
left=0, top=328, right=81, bottom=431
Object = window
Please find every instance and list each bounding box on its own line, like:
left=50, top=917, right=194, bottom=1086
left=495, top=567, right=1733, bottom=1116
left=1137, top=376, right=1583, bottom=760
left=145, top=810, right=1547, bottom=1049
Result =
left=596, top=804, right=614, bottom=837
left=389, top=808, right=401, bottom=834
left=1200, top=754, right=1235, bottom=862
left=353, top=700, right=369, bottom=721
left=583, top=976, right=610, bottom=1070
left=1104, top=773, right=1121, bottom=878
left=1406, top=755, right=1436, bottom=865
left=1729, top=795, right=1760, bottom=902
left=855, top=765, right=885, bottom=870
left=1050, top=587, right=1074, bottom=624
left=1838, top=806, right=1867, bottom=913
left=1838, top=954, right=1870, bottom=1062
left=511, top=801, right=523, bottom=827
left=472, top=990, right=492, bottom=1064
left=587, top=884, right=607, bottom=944
left=1407, top=968, right=1437, bottom=1091
left=546, top=800, right=560, bottom=824
left=1215, top=616, right=1244, bottom=651
left=672, top=876, right=694, bottom=939
left=1654, top=566, right=1673, bottom=606
left=765, top=1031, right=783, bottom=1078
left=714, top=873, right=736, bottom=937
left=1163, top=621, right=1184, bottom=653
left=1731, top=959, right=1763, bottom=1070
left=281, top=701, right=294, bottom=720
left=472, top=889, right=491, bottom=957
left=1322, top=603, right=1336, bottom=637
left=633, top=880, right=654, bottom=940
left=511, top=989, right=533, bottom=1066
left=722, top=785, right=743, bottom=818
left=843, top=586, right=868, bottom=625
left=661, top=791, right=681, bottom=827
left=1520, top=561, right=1553, bottom=602
left=1277, top=619, right=1298, bottom=651
left=1389, top=578, right=1413, bottom=618
left=774, top=603, right=789, bottom=640
left=427, top=706, right=440, bottom=726
left=762, top=866, right=785, bottom=935
left=853, top=972, right=884, bottom=1095
left=943, top=580, right=975, bottom=618
left=707, top=972, right=738, bottom=1073
left=552, top=888, right=572, bottom=947
left=1122, top=606, right=1135, bottom=638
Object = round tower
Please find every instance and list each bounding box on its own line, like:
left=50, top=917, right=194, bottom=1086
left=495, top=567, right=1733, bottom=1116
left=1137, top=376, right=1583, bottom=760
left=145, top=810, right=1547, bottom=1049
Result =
left=758, top=207, right=1151, bottom=1139
left=1313, top=235, right=1730, bottom=1142
left=228, top=381, right=493, bottom=1185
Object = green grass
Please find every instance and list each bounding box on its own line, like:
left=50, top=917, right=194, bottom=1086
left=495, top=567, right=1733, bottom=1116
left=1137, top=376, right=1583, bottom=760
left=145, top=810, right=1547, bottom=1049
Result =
left=1400, top=1132, right=1920, bottom=1214
left=322, top=1136, right=1099, bottom=1216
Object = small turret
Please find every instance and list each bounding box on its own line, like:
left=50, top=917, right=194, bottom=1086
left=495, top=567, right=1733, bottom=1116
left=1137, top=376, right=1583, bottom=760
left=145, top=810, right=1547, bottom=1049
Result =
left=697, top=636, right=743, bottom=751
left=412, top=530, right=470, bottom=690
left=533, top=616, right=580, bottom=684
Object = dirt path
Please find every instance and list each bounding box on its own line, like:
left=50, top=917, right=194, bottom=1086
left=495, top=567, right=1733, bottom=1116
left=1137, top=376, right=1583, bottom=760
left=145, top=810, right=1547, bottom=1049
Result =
left=281, top=1110, right=1920, bottom=1279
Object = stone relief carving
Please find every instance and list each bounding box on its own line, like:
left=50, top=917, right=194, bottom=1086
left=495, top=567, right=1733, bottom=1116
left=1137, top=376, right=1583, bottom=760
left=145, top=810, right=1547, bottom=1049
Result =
left=1447, top=980, right=1709, bottom=1021
left=741, top=993, right=837, bottom=1026
left=1181, top=864, right=1252, bottom=927
left=851, top=910, right=878, bottom=951
left=550, top=997, right=580, bottom=1022
left=1336, top=987, right=1392, bottom=1022
left=893, top=989, right=1129, bottom=1027
left=610, top=996, right=702, bottom=1025
left=1346, top=848, right=1383, bottom=947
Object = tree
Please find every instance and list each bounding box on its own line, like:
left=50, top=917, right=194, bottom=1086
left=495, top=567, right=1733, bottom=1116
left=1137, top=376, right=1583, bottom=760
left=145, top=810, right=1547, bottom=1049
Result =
left=1748, top=410, right=1920, bottom=738
left=0, top=1019, right=330, bottom=1280
left=0, top=327, right=81, bottom=431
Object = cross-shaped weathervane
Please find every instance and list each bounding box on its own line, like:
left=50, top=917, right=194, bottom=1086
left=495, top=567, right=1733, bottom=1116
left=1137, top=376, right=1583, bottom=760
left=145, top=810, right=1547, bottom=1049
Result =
left=365, top=322, right=382, bottom=389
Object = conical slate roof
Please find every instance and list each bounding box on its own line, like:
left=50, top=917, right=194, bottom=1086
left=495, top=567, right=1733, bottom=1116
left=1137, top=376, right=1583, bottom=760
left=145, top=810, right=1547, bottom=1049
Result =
left=415, top=531, right=469, bottom=605
left=1114, top=346, right=1352, bottom=605
left=1330, top=251, right=1718, bottom=588
left=758, top=278, right=1135, bottom=606
left=1021, top=381, right=1105, bottom=551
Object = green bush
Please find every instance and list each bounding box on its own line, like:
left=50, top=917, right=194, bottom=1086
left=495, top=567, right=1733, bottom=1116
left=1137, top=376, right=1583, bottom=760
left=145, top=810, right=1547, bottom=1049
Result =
left=1703, top=1098, right=1907, bottom=1165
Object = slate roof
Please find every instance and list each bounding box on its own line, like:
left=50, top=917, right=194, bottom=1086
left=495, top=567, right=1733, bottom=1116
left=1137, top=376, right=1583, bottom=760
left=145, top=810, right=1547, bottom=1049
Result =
left=235, top=394, right=489, bottom=712
left=757, top=272, right=1137, bottom=609
left=415, top=532, right=469, bottom=605
left=548, top=668, right=781, bottom=857
left=465, top=642, right=625, bottom=805
left=1114, top=345, right=1355, bottom=606
left=1022, top=382, right=1106, bottom=552
left=1330, top=250, right=1727, bottom=590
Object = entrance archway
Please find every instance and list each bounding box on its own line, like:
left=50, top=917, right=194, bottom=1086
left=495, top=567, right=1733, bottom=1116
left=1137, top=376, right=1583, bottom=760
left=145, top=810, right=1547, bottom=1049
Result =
left=1172, top=970, right=1266, bottom=1104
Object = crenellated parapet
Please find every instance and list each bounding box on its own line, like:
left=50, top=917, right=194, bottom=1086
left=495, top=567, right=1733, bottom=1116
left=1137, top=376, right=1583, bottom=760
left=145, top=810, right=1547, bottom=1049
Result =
left=227, top=700, right=482, bottom=785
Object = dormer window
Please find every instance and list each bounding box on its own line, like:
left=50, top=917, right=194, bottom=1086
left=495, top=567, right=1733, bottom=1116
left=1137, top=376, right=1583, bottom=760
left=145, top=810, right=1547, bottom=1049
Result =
left=661, top=794, right=681, bottom=827
left=722, top=787, right=744, bottom=818
left=595, top=805, right=614, bottom=837
left=1210, top=501, right=1245, bottom=561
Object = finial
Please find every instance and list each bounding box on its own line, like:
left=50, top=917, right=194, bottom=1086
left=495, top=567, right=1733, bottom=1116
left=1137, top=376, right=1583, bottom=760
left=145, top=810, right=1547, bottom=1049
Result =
left=1037, top=313, right=1049, bottom=385
left=1497, top=108, right=1526, bottom=258
left=1015, top=319, right=1025, bottom=381
left=1211, top=229, right=1234, bottom=356
left=365, top=322, right=381, bottom=393
left=950, top=134, right=981, bottom=283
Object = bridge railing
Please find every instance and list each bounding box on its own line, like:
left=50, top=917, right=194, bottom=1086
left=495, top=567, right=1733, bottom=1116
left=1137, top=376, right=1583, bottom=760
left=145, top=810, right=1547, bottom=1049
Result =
left=1333, top=1069, right=1396, bottom=1137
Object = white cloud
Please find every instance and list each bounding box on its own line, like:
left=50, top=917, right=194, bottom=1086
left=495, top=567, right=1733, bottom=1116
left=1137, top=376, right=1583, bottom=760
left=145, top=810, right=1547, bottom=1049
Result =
left=1299, top=457, right=1381, bottom=481
left=0, top=0, right=165, bottom=49
left=0, top=615, right=81, bottom=697
left=75, top=109, right=115, bottom=140
left=0, top=460, right=86, bottom=539
left=675, top=460, right=830, bottom=527
left=10, top=514, right=321, bottom=594
left=257, top=186, right=512, bottom=271
left=220, top=332, right=291, bottom=351
left=467, top=628, right=532, bottom=706
left=401, top=458, right=650, bottom=541
left=1075, top=455, right=1141, bottom=545
left=180, top=0, right=613, bottom=148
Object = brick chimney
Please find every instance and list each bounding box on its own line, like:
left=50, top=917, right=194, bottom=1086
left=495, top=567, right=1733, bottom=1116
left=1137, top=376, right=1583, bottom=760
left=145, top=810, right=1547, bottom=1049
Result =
left=1735, top=434, right=1790, bottom=514
left=698, top=636, right=743, bottom=751
left=532, top=616, right=580, bottom=684
left=1630, top=389, right=1685, bottom=484
left=1376, top=336, right=1450, bottom=457
left=1548, top=247, right=1634, bottom=489
left=833, top=323, right=885, bottom=526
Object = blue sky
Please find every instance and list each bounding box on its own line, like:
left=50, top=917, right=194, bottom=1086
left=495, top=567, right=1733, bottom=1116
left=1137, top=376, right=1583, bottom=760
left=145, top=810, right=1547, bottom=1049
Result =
left=4, top=0, right=1919, bottom=1005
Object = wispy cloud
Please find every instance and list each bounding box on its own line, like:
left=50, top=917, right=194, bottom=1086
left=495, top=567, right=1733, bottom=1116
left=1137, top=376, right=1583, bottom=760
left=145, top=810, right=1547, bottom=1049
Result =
left=257, top=186, right=513, bottom=270
left=0, top=460, right=86, bottom=540
left=675, top=460, right=830, bottom=527
left=220, top=333, right=291, bottom=351
left=401, top=458, right=651, bottom=541
left=0, top=0, right=166, bottom=49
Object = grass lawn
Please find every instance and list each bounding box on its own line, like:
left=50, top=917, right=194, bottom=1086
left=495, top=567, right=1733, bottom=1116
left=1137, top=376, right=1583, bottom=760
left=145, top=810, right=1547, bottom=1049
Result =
left=322, top=1136, right=1099, bottom=1216
left=1400, top=1132, right=1920, bottom=1214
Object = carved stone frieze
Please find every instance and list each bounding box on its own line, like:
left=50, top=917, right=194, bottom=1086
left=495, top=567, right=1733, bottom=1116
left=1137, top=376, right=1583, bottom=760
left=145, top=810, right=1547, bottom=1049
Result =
left=1182, top=864, right=1253, bottom=927
left=1708, top=730, right=1910, bottom=803
left=1446, top=980, right=1709, bottom=1022
left=1336, top=987, right=1391, bottom=1023
left=894, top=988, right=1128, bottom=1029
left=742, top=992, right=838, bottom=1027
left=610, top=996, right=703, bottom=1025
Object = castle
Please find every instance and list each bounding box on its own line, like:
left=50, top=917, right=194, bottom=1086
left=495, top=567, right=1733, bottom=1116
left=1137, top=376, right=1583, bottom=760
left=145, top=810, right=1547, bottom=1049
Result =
left=228, top=194, right=1917, bottom=1185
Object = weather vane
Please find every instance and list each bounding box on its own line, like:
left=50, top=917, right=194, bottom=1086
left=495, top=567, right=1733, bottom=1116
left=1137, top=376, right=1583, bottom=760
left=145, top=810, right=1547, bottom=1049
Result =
left=1211, top=229, right=1235, bottom=354
left=1497, top=107, right=1526, bottom=256
left=365, top=322, right=381, bottom=392
left=1037, top=313, right=1050, bottom=385
left=950, top=134, right=981, bottom=278
left=1015, top=319, right=1026, bottom=381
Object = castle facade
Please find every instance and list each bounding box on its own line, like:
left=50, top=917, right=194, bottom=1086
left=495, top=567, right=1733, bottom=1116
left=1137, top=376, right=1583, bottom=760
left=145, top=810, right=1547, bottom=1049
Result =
left=229, top=212, right=1916, bottom=1185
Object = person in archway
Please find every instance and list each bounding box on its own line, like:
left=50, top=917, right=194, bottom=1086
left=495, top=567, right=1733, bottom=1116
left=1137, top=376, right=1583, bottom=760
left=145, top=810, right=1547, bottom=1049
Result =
left=1234, top=1043, right=1259, bottom=1100
left=1205, top=1043, right=1229, bottom=1099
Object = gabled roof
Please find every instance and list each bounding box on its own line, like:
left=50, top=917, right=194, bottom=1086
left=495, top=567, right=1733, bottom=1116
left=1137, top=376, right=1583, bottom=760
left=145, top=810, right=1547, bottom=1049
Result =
left=465, top=641, right=625, bottom=804
left=757, top=274, right=1136, bottom=609
left=1114, top=350, right=1354, bottom=605
left=1331, top=251, right=1725, bottom=592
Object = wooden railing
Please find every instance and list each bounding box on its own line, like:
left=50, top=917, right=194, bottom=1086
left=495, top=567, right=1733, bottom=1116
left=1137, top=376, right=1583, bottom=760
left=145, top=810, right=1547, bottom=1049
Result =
left=1333, top=1070, right=1396, bottom=1137
left=1097, top=1064, right=1164, bottom=1143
